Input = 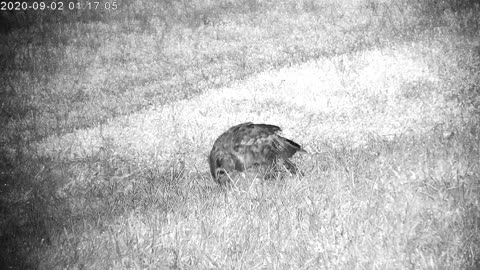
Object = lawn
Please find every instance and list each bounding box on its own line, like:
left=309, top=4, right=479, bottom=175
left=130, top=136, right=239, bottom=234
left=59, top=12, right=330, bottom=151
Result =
left=1, top=0, right=479, bottom=269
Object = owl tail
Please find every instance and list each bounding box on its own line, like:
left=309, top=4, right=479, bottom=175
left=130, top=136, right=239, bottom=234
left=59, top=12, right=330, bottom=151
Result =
left=275, top=136, right=306, bottom=158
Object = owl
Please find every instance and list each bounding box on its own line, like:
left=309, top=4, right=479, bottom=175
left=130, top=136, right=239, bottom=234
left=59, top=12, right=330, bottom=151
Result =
left=209, top=122, right=306, bottom=185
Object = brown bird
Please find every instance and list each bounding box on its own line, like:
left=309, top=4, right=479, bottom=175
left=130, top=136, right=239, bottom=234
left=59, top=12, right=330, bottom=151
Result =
left=209, top=122, right=306, bottom=185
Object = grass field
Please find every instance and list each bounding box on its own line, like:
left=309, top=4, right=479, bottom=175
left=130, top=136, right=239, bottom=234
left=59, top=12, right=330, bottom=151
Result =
left=1, top=0, right=480, bottom=269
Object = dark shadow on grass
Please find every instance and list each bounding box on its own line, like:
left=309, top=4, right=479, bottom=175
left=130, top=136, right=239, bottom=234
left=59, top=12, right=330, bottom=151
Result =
left=0, top=154, right=69, bottom=269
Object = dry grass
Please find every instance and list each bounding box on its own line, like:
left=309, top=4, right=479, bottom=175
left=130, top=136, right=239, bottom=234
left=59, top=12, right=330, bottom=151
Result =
left=1, top=0, right=480, bottom=269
